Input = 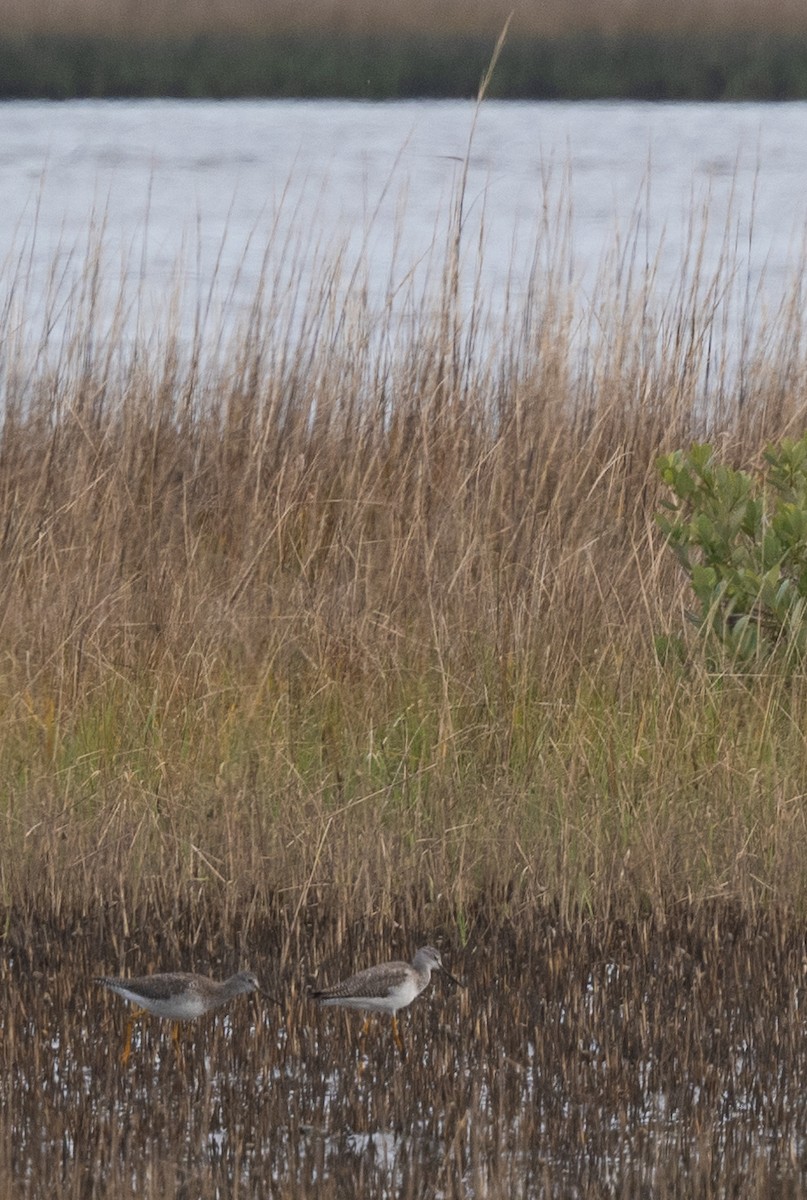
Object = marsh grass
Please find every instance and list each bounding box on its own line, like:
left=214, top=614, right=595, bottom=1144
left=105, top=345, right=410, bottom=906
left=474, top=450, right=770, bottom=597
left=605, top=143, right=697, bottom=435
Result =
left=4, top=0, right=807, bottom=100
left=4, top=101, right=807, bottom=1196
left=2, top=149, right=807, bottom=937
left=4, top=904, right=807, bottom=1196
left=4, top=0, right=807, bottom=38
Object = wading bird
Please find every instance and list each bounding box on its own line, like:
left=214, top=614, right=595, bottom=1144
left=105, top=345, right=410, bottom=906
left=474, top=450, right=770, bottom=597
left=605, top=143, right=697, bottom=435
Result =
left=309, top=945, right=463, bottom=1055
left=96, top=969, right=276, bottom=1065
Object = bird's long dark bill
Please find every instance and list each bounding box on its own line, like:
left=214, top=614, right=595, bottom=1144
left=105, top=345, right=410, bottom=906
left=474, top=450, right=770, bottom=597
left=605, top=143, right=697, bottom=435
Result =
left=259, top=988, right=283, bottom=1008
left=440, top=964, right=465, bottom=988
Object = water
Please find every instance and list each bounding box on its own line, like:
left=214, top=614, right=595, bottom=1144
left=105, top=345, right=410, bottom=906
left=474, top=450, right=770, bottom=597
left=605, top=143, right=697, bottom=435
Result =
left=2, top=98, right=806, bottom=354
left=5, top=907, right=807, bottom=1197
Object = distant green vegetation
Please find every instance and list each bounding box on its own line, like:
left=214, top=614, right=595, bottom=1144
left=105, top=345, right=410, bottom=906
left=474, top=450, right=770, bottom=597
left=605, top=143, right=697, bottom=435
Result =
left=2, top=30, right=807, bottom=100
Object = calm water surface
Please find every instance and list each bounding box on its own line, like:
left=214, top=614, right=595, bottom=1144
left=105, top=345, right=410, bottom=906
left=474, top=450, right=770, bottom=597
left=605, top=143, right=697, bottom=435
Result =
left=1, top=99, right=806, bottom=349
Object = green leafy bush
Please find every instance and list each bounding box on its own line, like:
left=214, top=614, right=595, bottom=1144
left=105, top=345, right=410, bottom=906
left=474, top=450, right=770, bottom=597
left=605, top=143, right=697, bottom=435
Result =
left=656, top=437, right=807, bottom=664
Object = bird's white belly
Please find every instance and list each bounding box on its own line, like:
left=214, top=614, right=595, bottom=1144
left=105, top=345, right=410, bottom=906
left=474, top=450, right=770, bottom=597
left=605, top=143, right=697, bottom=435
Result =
left=115, top=987, right=207, bottom=1020
left=323, top=978, right=421, bottom=1014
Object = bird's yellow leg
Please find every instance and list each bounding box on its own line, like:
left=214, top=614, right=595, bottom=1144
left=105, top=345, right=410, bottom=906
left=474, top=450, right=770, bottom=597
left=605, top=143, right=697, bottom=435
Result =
left=360, top=1016, right=371, bottom=1037
left=120, top=1005, right=145, bottom=1066
left=392, top=1014, right=405, bottom=1057
left=120, top=1019, right=133, bottom=1067
left=171, top=1021, right=183, bottom=1062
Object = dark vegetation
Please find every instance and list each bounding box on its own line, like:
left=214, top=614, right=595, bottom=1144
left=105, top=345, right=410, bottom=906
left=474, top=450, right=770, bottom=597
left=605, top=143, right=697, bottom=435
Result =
left=2, top=31, right=807, bottom=100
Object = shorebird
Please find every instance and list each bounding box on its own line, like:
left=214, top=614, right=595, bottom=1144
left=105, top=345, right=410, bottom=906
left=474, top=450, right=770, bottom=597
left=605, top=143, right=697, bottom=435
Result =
left=308, top=945, right=463, bottom=1055
left=95, top=969, right=276, bottom=1065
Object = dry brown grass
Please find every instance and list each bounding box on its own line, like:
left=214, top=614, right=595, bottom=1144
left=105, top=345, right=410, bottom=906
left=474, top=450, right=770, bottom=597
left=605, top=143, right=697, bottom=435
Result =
left=4, top=0, right=807, bottom=38
left=2, top=169, right=807, bottom=934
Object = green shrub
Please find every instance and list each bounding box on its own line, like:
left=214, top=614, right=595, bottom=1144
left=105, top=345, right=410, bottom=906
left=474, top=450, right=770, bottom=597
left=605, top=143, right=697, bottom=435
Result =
left=656, top=437, right=807, bottom=665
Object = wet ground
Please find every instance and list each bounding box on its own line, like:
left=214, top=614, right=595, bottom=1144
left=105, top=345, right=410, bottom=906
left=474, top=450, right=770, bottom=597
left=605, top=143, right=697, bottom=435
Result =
left=3, top=903, right=807, bottom=1197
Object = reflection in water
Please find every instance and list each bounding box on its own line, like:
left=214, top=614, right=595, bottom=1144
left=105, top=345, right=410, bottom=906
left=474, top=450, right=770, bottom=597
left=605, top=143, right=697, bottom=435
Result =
left=3, top=908, right=807, bottom=1196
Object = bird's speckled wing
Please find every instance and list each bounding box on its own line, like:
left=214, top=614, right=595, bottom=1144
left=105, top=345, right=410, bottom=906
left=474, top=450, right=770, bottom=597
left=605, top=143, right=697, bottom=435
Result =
left=311, top=961, right=410, bottom=1000
left=97, top=972, right=202, bottom=1001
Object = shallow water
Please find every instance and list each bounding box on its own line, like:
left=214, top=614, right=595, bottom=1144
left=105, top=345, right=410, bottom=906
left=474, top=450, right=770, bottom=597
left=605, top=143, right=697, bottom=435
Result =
left=2, top=98, right=806, bottom=353
left=3, top=905, right=807, bottom=1197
